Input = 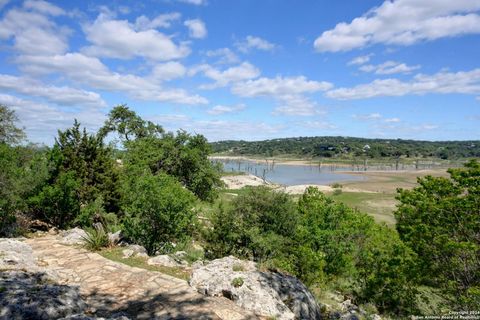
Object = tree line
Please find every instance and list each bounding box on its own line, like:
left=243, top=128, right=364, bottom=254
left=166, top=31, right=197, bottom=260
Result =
left=211, top=136, right=480, bottom=159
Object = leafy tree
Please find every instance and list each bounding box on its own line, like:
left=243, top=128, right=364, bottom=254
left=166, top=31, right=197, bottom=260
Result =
left=102, top=105, right=222, bottom=201
left=297, top=187, right=418, bottom=314
left=0, top=104, right=25, bottom=144
left=99, top=104, right=163, bottom=142
left=205, top=186, right=303, bottom=275
left=121, top=170, right=196, bottom=255
left=395, top=160, right=480, bottom=308
left=124, top=132, right=222, bottom=201
left=28, top=171, right=81, bottom=228
left=50, top=120, right=120, bottom=213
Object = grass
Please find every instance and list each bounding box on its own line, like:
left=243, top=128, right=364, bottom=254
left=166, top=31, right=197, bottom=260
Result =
left=331, top=191, right=397, bottom=226
left=221, top=171, right=246, bottom=177
left=99, top=247, right=190, bottom=281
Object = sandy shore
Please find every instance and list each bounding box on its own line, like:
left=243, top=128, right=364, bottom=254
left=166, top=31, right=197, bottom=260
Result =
left=221, top=174, right=269, bottom=189
left=221, top=174, right=374, bottom=194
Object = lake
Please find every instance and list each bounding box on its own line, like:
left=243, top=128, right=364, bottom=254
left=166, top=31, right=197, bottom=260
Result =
left=216, top=159, right=365, bottom=186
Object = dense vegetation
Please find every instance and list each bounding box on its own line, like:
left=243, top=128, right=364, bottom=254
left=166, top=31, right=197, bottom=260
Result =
left=1, top=104, right=478, bottom=317
left=211, top=136, right=480, bottom=159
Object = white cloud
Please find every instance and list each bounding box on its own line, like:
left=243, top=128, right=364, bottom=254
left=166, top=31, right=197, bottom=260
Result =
left=359, top=61, right=421, bottom=75
left=0, top=0, right=10, bottom=10
left=0, top=94, right=106, bottom=144
left=207, top=104, right=246, bottom=115
left=83, top=13, right=190, bottom=60
left=134, top=12, right=181, bottom=30
left=184, top=19, right=207, bottom=39
left=205, top=48, right=240, bottom=64
left=232, top=76, right=333, bottom=97
left=183, top=120, right=282, bottom=141
left=314, top=0, right=480, bottom=52
left=232, top=76, right=332, bottom=117
left=348, top=54, right=373, bottom=66
left=0, top=74, right=106, bottom=108
left=235, top=35, right=276, bottom=53
left=385, top=117, right=401, bottom=123
left=0, top=5, right=70, bottom=55
left=326, top=68, right=480, bottom=100
left=352, top=113, right=383, bottom=120
left=17, top=53, right=208, bottom=105
left=193, top=62, right=260, bottom=89
left=23, top=0, right=64, bottom=16
left=273, top=95, right=324, bottom=116
left=151, top=61, right=186, bottom=81
left=176, top=0, right=206, bottom=5
left=302, top=121, right=337, bottom=130
left=353, top=113, right=402, bottom=124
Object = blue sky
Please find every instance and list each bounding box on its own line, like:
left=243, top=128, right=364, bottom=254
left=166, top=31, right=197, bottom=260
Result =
left=0, top=0, right=479, bottom=144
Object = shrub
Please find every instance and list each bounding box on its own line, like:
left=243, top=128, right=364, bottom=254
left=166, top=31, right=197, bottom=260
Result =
left=28, top=171, right=81, bottom=229
left=121, top=170, right=196, bottom=255
left=231, top=277, right=244, bottom=288
left=82, top=223, right=109, bottom=251
left=205, top=186, right=298, bottom=265
left=395, top=160, right=480, bottom=309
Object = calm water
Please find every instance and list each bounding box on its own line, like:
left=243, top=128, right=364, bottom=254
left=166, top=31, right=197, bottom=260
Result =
left=217, top=159, right=365, bottom=186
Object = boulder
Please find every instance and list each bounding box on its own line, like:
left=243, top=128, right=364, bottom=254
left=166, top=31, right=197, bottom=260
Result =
left=147, top=254, right=188, bottom=268
left=122, top=244, right=147, bottom=258
left=107, top=230, right=122, bottom=246
left=60, top=228, right=88, bottom=245
left=147, top=255, right=181, bottom=267
left=0, top=238, right=38, bottom=271
left=189, top=256, right=322, bottom=320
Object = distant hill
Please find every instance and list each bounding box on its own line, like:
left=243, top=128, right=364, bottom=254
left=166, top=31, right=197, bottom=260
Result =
left=210, top=136, right=480, bottom=160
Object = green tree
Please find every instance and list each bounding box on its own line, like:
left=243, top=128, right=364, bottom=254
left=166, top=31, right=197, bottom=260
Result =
left=124, top=132, right=222, bottom=201
left=28, top=171, right=81, bottom=229
left=99, top=104, right=163, bottom=142
left=121, top=170, right=196, bottom=255
left=297, top=187, right=418, bottom=314
left=395, top=160, right=480, bottom=308
left=0, top=104, right=25, bottom=144
left=205, top=186, right=301, bottom=273
left=50, top=120, right=120, bottom=213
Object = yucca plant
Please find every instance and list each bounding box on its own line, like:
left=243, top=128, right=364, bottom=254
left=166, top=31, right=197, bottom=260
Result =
left=82, top=223, right=109, bottom=251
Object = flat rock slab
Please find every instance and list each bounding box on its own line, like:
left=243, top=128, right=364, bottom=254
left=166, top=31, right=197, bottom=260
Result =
left=25, top=235, right=256, bottom=320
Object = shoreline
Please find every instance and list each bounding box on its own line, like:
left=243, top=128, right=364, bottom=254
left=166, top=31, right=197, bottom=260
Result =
left=210, top=155, right=451, bottom=172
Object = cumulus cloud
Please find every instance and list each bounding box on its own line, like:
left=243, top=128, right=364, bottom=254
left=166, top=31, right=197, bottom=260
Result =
left=352, top=113, right=401, bottom=124
left=205, top=48, right=240, bottom=64
left=184, top=19, right=207, bottom=39
left=0, top=74, right=106, bottom=108
left=232, top=76, right=333, bottom=97
left=207, top=104, right=246, bottom=115
left=150, top=61, right=187, bottom=81
left=134, top=12, right=181, bottom=30
left=326, top=68, right=480, bottom=100
left=0, top=3, right=70, bottom=55
left=83, top=13, right=190, bottom=60
left=235, top=35, right=276, bottom=53
left=232, top=76, right=332, bottom=117
left=348, top=54, right=373, bottom=66
left=359, top=61, right=421, bottom=75
left=314, top=0, right=480, bottom=52
left=272, top=95, right=325, bottom=116
left=0, top=94, right=106, bottom=144
left=23, top=0, right=65, bottom=16
left=192, top=62, right=260, bottom=89
left=352, top=113, right=383, bottom=120
left=17, top=53, right=207, bottom=105
left=176, top=0, right=206, bottom=5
